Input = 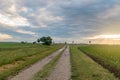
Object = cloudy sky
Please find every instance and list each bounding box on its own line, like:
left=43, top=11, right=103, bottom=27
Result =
left=0, top=0, right=120, bottom=44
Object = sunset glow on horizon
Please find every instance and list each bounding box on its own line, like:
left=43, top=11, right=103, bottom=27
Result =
left=86, top=34, right=120, bottom=44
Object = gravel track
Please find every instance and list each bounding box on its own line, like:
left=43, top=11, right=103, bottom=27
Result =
left=9, top=46, right=65, bottom=80
left=47, top=46, right=71, bottom=80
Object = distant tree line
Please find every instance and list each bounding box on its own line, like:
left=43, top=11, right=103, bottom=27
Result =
left=21, top=36, right=67, bottom=45
left=21, top=41, right=27, bottom=44
left=21, top=36, right=52, bottom=45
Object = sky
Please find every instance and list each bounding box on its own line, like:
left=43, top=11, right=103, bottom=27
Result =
left=0, top=0, right=120, bottom=44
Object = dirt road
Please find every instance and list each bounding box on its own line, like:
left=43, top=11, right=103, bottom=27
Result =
left=47, top=46, right=71, bottom=80
left=9, top=46, right=65, bottom=80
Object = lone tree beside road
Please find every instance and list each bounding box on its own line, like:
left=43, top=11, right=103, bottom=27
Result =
left=39, top=36, right=52, bottom=45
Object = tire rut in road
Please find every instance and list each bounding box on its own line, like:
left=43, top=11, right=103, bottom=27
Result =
left=47, top=46, right=71, bottom=80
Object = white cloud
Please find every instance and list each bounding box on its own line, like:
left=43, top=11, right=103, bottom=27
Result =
left=0, top=33, right=12, bottom=41
left=16, top=29, right=36, bottom=35
left=0, top=0, right=30, bottom=28
left=85, top=34, right=120, bottom=40
left=20, top=7, right=28, bottom=13
left=0, top=13, right=30, bottom=27
left=0, top=0, right=17, bottom=13
left=38, top=8, right=63, bottom=21
left=30, top=8, right=63, bottom=27
left=8, top=4, right=17, bottom=13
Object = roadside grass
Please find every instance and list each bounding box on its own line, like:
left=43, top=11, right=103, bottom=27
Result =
left=0, top=43, right=44, bottom=52
left=0, top=42, right=32, bottom=48
left=79, top=45, right=120, bottom=78
left=70, top=45, right=118, bottom=80
left=0, top=45, right=52, bottom=66
left=0, top=44, right=64, bottom=80
left=32, top=46, right=66, bottom=80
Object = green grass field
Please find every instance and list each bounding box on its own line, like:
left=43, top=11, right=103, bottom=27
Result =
left=70, top=45, right=118, bottom=80
left=0, top=42, right=64, bottom=80
left=79, top=45, right=120, bottom=78
left=1, top=42, right=120, bottom=80
left=0, top=42, right=34, bottom=52
left=0, top=42, right=32, bottom=48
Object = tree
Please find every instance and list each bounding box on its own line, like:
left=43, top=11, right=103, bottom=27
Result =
left=89, top=41, right=91, bottom=44
left=65, top=41, right=67, bottom=44
left=72, top=41, right=74, bottom=44
left=33, top=41, right=36, bottom=44
left=21, top=41, right=26, bottom=44
left=40, top=36, right=52, bottom=45
left=37, top=39, right=40, bottom=43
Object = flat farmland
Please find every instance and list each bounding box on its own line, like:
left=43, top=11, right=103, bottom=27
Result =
left=70, top=45, right=118, bottom=80
left=0, top=42, right=64, bottom=80
left=79, top=45, right=120, bottom=78
left=1, top=42, right=120, bottom=80
left=0, top=42, right=32, bottom=48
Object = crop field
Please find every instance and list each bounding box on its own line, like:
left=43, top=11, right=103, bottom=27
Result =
left=0, top=42, right=33, bottom=48
left=79, top=45, right=120, bottom=79
left=0, top=42, right=64, bottom=80
left=70, top=45, right=118, bottom=80
left=1, top=42, right=120, bottom=80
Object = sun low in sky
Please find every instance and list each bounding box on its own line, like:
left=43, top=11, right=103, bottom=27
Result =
left=0, top=0, right=120, bottom=44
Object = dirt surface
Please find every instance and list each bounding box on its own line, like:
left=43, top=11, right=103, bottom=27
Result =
left=9, top=46, right=65, bottom=80
left=47, top=46, right=71, bottom=80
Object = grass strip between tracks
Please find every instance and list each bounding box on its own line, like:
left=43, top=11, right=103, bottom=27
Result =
left=33, top=46, right=66, bottom=80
